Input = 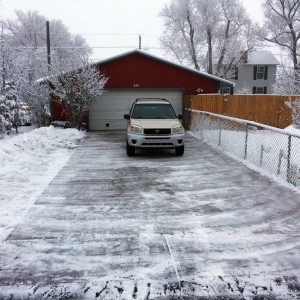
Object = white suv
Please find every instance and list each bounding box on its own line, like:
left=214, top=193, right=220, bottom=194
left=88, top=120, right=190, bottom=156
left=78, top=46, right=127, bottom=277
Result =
left=124, top=98, right=185, bottom=156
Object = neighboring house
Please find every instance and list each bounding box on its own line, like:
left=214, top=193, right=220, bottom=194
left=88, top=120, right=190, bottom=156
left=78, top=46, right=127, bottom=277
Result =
left=230, top=51, right=280, bottom=94
left=52, top=50, right=234, bottom=130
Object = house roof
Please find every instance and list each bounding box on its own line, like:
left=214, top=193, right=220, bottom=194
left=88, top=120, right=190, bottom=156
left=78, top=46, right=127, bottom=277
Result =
left=247, top=51, right=280, bottom=65
left=92, top=50, right=234, bottom=86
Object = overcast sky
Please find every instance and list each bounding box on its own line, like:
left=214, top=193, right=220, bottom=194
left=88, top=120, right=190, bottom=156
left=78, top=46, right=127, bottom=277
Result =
left=1, top=0, right=265, bottom=61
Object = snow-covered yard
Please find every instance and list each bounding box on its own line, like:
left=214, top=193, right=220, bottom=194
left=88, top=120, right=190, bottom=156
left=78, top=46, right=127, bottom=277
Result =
left=0, top=126, right=85, bottom=242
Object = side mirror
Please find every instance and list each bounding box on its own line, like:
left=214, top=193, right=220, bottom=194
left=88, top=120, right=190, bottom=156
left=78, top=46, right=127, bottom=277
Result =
left=178, top=114, right=183, bottom=120
left=124, top=114, right=130, bottom=120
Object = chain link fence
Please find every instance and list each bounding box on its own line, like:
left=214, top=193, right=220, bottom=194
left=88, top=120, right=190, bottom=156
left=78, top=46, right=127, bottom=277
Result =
left=185, top=109, right=300, bottom=189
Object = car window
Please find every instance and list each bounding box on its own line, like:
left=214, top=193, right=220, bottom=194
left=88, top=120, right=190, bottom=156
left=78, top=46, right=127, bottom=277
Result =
left=132, top=104, right=177, bottom=119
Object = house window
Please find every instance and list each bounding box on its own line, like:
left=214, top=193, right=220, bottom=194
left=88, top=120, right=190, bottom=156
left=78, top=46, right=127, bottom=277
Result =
left=234, top=67, right=238, bottom=80
left=253, top=65, right=268, bottom=80
left=257, top=66, right=265, bottom=79
left=253, top=86, right=267, bottom=94
left=220, top=87, right=231, bottom=94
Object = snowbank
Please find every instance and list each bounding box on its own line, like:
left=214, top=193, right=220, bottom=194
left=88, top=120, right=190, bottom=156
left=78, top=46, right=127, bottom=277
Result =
left=0, top=126, right=85, bottom=241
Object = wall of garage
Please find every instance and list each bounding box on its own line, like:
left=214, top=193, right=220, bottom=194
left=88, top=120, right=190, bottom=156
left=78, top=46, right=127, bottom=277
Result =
left=97, top=52, right=219, bottom=95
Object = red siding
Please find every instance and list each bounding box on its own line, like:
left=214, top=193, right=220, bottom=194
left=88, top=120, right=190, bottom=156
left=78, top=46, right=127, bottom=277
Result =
left=97, top=52, right=218, bottom=95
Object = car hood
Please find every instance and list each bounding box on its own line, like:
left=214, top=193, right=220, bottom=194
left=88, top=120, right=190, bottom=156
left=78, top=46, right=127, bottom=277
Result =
left=131, top=119, right=182, bottom=129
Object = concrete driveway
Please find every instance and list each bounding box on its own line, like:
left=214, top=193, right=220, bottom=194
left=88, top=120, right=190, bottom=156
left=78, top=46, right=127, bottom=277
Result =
left=0, top=131, right=299, bottom=299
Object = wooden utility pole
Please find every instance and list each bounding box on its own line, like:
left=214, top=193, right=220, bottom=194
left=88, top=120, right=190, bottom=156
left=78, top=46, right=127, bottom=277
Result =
left=46, top=21, right=53, bottom=122
left=46, top=21, right=51, bottom=67
left=139, top=35, right=141, bottom=50
left=1, top=25, right=5, bottom=90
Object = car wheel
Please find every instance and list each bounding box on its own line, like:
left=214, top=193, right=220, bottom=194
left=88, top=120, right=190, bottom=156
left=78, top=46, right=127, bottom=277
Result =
left=127, top=142, right=135, bottom=156
left=175, top=146, right=184, bottom=156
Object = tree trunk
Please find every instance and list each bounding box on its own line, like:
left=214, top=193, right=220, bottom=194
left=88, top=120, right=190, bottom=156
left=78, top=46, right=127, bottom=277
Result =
left=207, top=27, right=213, bottom=74
left=216, top=20, right=231, bottom=76
left=186, top=10, right=200, bottom=71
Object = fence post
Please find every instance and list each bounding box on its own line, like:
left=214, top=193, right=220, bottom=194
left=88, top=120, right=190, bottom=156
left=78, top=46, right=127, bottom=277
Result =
left=244, top=124, right=249, bottom=159
left=218, top=119, right=222, bottom=146
left=287, top=134, right=292, bottom=183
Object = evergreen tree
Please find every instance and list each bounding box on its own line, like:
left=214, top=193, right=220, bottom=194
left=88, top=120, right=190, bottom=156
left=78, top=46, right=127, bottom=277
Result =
left=0, top=82, right=26, bottom=134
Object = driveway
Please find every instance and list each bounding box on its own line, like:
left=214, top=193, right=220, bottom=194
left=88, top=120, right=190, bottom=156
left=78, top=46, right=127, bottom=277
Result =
left=0, top=131, right=299, bottom=299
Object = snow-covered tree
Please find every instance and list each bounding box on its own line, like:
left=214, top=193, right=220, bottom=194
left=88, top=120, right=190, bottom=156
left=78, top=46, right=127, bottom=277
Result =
left=0, top=30, right=27, bottom=134
left=3, top=10, right=92, bottom=82
left=0, top=82, right=26, bottom=134
left=286, top=97, right=300, bottom=128
left=0, top=94, right=9, bottom=134
left=20, top=80, right=51, bottom=128
left=159, top=0, right=260, bottom=78
left=235, top=83, right=252, bottom=94
left=261, top=0, right=300, bottom=72
left=48, top=59, right=107, bottom=129
left=272, top=65, right=300, bottom=95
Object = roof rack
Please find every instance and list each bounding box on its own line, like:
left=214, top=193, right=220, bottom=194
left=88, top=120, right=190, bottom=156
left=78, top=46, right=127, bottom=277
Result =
left=135, top=98, right=169, bottom=103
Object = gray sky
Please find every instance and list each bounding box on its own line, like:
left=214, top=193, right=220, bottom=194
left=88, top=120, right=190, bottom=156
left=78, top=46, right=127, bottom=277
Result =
left=1, top=0, right=265, bottom=61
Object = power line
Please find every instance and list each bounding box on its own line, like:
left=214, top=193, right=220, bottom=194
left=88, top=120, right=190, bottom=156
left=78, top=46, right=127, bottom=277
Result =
left=8, top=45, right=163, bottom=50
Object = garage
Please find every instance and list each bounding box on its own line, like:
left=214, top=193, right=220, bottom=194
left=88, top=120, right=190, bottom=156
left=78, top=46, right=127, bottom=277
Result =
left=51, top=50, right=234, bottom=130
left=89, top=88, right=183, bottom=130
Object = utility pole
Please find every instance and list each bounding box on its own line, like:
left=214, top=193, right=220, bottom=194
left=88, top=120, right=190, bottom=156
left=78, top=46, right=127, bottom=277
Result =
left=139, top=35, right=141, bottom=50
left=46, top=20, right=52, bottom=122
left=46, top=21, right=51, bottom=67
left=1, top=25, right=5, bottom=90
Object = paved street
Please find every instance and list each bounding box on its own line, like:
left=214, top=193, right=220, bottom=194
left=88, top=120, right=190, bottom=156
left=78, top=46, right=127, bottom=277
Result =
left=0, top=131, right=299, bottom=299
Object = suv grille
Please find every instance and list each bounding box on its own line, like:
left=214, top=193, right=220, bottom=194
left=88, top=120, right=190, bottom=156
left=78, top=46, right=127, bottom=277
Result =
left=144, top=128, right=171, bottom=135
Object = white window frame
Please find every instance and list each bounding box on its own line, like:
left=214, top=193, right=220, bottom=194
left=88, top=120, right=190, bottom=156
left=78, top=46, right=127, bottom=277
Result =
left=220, top=87, right=231, bottom=94
left=256, top=66, right=265, bottom=80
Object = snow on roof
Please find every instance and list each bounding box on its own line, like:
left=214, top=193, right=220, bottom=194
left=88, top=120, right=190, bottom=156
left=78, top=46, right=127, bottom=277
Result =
left=247, top=51, right=280, bottom=65
left=92, top=50, right=235, bottom=86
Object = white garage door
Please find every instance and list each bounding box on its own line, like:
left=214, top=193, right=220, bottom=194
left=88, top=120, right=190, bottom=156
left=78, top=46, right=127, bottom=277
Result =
left=89, top=89, right=183, bottom=130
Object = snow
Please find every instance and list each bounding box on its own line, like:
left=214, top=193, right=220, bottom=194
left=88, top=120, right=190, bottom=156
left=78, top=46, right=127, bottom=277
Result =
left=1, top=124, right=299, bottom=244
left=0, top=126, right=85, bottom=242
left=247, top=51, right=280, bottom=65
left=0, top=125, right=299, bottom=298
left=284, top=124, right=300, bottom=136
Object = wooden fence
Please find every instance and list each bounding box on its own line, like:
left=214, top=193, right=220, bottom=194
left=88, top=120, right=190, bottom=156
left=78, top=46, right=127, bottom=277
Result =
left=185, top=94, right=299, bottom=129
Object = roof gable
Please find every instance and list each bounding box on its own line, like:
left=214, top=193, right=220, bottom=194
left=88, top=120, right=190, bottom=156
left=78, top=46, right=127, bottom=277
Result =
left=93, top=50, right=234, bottom=86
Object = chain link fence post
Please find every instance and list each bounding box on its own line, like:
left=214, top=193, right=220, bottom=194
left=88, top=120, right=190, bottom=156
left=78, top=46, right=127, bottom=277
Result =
left=244, top=124, right=249, bottom=159
left=287, top=135, right=292, bottom=184
left=218, top=119, right=223, bottom=146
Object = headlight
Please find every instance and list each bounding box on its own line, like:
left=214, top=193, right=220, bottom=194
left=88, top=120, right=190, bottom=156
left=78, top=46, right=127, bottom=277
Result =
left=171, top=124, right=185, bottom=134
left=128, top=124, right=143, bottom=134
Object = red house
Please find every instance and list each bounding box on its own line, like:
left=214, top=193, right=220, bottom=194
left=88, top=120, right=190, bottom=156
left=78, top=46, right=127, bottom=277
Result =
left=52, top=50, right=234, bottom=130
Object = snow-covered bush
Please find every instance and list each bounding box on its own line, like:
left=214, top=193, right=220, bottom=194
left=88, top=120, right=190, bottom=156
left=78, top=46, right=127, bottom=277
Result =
left=0, top=82, right=26, bottom=134
left=286, top=97, right=300, bottom=129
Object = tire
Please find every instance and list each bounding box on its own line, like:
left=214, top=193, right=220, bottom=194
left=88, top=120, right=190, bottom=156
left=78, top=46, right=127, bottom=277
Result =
left=175, top=146, right=184, bottom=156
left=127, top=142, right=135, bottom=156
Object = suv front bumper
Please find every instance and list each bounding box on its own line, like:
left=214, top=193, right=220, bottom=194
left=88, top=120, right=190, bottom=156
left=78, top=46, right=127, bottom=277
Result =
left=127, top=133, right=185, bottom=149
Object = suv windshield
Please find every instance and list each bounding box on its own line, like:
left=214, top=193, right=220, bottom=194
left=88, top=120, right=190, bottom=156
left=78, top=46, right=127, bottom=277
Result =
left=131, top=104, right=177, bottom=119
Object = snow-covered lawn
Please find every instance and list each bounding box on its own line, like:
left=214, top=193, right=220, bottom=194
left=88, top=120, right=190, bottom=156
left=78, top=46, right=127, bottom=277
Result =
left=0, top=126, right=85, bottom=242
